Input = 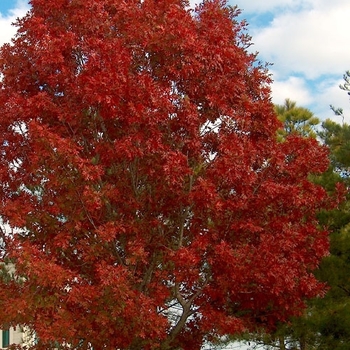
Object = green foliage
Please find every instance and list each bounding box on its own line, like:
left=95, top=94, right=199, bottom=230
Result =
left=305, top=116, right=350, bottom=349
left=240, top=96, right=350, bottom=350
left=275, top=98, right=320, bottom=141
left=339, top=70, right=350, bottom=92
left=318, top=120, right=350, bottom=178
left=302, top=231, right=350, bottom=350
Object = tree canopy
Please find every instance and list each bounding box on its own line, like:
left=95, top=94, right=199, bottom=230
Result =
left=0, top=1, right=333, bottom=349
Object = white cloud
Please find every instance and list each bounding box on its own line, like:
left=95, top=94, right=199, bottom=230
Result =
left=269, top=74, right=350, bottom=123
left=235, top=0, right=346, bottom=14
left=270, top=74, right=312, bottom=106
left=235, top=0, right=306, bottom=14
left=249, top=0, right=350, bottom=79
left=0, top=0, right=30, bottom=47
left=235, top=0, right=350, bottom=122
left=313, top=77, right=350, bottom=123
left=189, top=0, right=199, bottom=8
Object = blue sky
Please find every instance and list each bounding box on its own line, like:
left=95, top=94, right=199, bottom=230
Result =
left=0, top=0, right=29, bottom=46
left=1, top=0, right=350, bottom=124
left=0, top=0, right=15, bottom=14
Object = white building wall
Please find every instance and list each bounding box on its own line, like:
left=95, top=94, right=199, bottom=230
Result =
left=0, top=326, right=24, bottom=349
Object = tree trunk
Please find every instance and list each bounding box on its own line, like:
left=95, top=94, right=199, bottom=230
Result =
left=278, top=335, right=286, bottom=350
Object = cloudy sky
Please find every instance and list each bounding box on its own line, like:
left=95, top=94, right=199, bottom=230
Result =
left=233, top=0, right=350, bottom=124
left=1, top=0, right=349, bottom=124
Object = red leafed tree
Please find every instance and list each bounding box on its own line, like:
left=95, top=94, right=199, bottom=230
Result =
left=0, top=0, right=331, bottom=349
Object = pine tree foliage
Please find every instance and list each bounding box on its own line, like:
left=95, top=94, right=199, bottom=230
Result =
left=275, top=99, right=320, bottom=141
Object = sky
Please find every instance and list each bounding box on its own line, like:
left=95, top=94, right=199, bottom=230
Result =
left=231, top=0, right=350, bottom=124
left=0, top=0, right=349, bottom=126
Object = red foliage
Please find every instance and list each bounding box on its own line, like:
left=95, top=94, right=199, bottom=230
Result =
left=0, top=0, right=331, bottom=349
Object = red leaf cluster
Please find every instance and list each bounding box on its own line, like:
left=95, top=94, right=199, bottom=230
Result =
left=0, top=0, right=331, bottom=349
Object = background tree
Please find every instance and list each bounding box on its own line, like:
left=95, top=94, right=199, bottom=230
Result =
left=275, top=98, right=320, bottom=141
left=240, top=98, right=350, bottom=350
left=308, top=118, right=350, bottom=350
left=340, top=70, right=350, bottom=92
left=301, top=79, right=350, bottom=350
left=0, top=1, right=332, bottom=349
